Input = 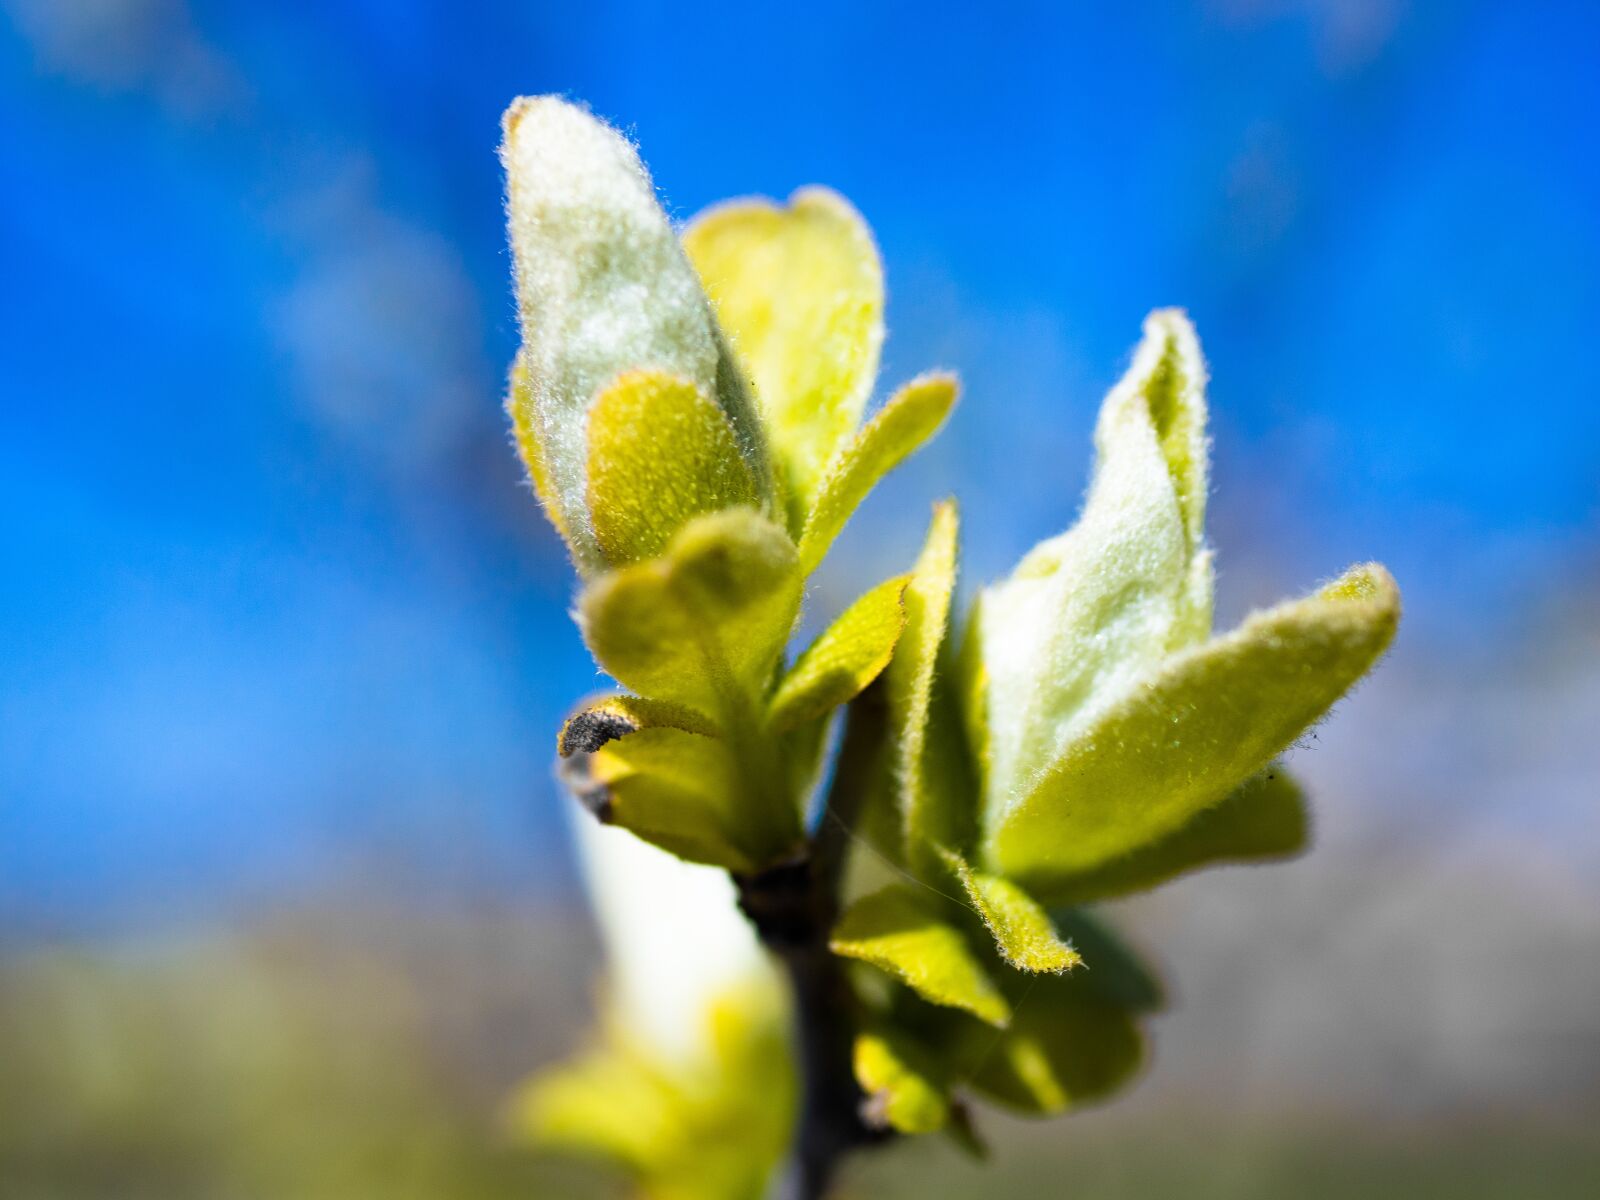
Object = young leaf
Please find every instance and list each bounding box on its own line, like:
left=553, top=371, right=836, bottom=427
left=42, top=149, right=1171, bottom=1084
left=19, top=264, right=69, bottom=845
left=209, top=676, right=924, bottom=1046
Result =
left=568, top=726, right=762, bottom=872
left=1034, top=766, right=1309, bottom=906
left=830, top=885, right=1011, bottom=1027
left=798, top=374, right=959, bottom=574
left=946, top=855, right=1081, bottom=974
left=855, top=1026, right=950, bottom=1134
left=586, top=370, right=758, bottom=566
left=960, top=976, right=1145, bottom=1115
left=976, top=311, right=1210, bottom=832
left=579, top=508, right=802, bottom=718
left=1138, top=308, right=1209, bottom=553
left=506, top=349, right=571, bottom=543
left=766, top=575, right=909, bottom=732
left=501, top=96, right=772, bottom=571
left=889, top=502, right=969, bottom=874
left=683, top=187, right=884, bottom=507
left=986, top=564, right=1400, bottom=890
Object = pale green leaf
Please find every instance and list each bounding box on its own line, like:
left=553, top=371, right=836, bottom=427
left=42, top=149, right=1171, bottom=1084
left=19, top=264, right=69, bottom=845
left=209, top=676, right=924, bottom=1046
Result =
left=506, top=349, right=572, bottom=544
left=798, top=374, right=959, bottom=573
left=579, top=508, right=802, bottom=720
left=986, top=563, right=1400, bottom=889
left=830, top=885, right=1010, bottom=1027
left=501, top=97, right=772, bottom=571
left=947, top=855, right=1081, bottom=974
left=1036, top=766, right=1309, bottom=906
left=855, top=1026, right=950, bottom=1134
left=683, top=187, right=883, bottom=508
left=586, top=370, right=758, bottom=566
left=766, top=575, right=908, bottom=732
left=976, top=310, right=1211, bottom=823
left=960, top=975, right=1145, bottom=1115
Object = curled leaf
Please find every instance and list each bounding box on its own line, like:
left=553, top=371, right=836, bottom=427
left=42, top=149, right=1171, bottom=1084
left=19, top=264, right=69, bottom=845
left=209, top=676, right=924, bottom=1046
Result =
left=501, top=96, right=772, bottom=570
left=976, top=311, right=1211, bottom=833
left=985, top=563, right=1399, bottom=888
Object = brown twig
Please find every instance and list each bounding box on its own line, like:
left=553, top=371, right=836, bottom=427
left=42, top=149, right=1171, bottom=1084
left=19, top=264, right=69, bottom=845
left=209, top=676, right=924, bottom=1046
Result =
left=735, top=689, right=892, bottom=1200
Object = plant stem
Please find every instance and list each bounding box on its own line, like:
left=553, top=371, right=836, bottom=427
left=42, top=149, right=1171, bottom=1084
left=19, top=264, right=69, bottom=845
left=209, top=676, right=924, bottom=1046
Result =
left=735, top=692, right=892, bottom=1200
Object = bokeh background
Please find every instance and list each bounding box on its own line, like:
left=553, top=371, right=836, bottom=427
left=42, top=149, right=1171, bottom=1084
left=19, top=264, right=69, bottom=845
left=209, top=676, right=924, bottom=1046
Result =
left=3, top=1, right=1598, bottom=1196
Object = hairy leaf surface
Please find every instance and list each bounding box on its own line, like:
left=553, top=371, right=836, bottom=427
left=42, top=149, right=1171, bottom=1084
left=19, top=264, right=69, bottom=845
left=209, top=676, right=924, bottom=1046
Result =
left=586, top=370, right=758, bottom=566
left=580, top=508, right=802, bottom=718
left=986, top=564, right=1399, bottom=887
left=798, top=375, right=958, bottom=573
left=501, top=97, right=772, bottom=568
left=977, top=310, right=1211, bottom=835
left=948, top=855, right=1081, bottom=974
left=831, top=885, right=1010, bottom=1027
left=1035, top=766, right=1308, bottom=905
left=767, top=574, right=908, bottom=732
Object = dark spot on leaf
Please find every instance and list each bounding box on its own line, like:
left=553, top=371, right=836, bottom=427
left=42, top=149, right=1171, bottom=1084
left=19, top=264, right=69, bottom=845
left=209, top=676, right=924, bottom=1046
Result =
left=558, top=708, right=639, bottom=757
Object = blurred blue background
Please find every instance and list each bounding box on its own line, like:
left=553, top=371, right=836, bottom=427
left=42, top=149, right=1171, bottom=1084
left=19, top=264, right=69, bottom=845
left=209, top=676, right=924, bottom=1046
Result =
left=2, top=1, right=1598, bottom=1195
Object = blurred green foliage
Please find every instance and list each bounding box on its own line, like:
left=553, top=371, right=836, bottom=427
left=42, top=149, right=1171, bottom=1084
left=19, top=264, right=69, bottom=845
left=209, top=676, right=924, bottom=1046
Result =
left=2, top=918, right=1596, bottom=1199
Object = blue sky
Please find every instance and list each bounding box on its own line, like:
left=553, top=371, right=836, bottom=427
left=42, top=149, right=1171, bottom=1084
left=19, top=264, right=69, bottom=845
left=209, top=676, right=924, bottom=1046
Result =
left=2, top=0, right=1596, bottom=938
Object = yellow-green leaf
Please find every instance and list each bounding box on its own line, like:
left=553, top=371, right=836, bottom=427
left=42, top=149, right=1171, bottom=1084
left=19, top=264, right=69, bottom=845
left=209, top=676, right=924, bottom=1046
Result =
left=586, top=370, right=758, bottom=566
left=855, top=1026, right=949, bottom=1134
left=986, top=563, right=1400, bottom=889
left=767, top=575, right=908, bottom=732
left=961, top=976, right=1145, bottom=1115
left=830, top=885, right=1010, bottom=1027
left=580, top=508, right=802, bottom=719
left=976, top=311, right=1212, bottom=824
left=684, top=187, right=884, bottom=507
left=572, top=726, right=760, bottom=872
left=947, top=855, right=1081, bottom=974
left=1036, top=766, right=1309, bottom=906
left=798, top=374, right=959, bottom=573
left=1139, top=308, right=1209, bottom=554
left=889, top=502, right=970, bottom=874
left=500, top=97, right=773, bottom=570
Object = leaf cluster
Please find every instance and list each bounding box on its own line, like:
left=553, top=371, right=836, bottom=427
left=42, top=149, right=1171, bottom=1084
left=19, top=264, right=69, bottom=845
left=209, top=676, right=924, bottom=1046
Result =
left=497, top=97, right=1401, bottom=1194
